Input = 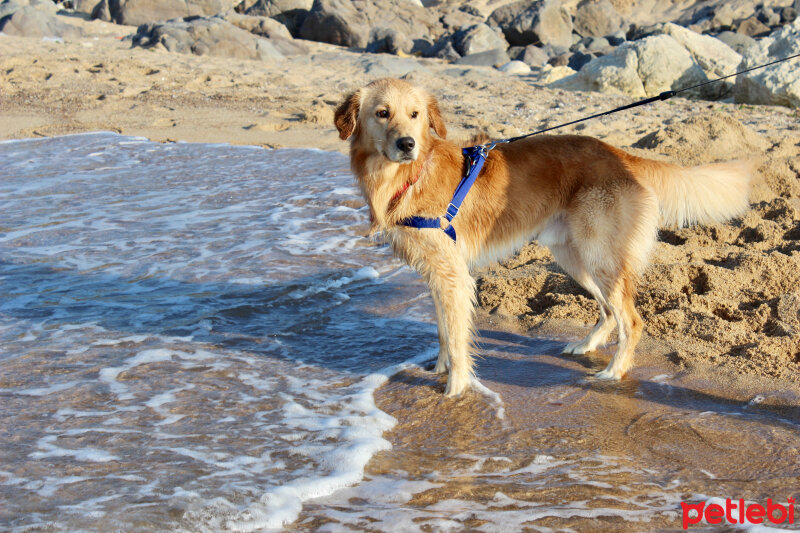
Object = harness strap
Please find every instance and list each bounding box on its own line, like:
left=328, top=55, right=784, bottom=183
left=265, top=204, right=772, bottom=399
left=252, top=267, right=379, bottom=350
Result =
left=398, top=145, right=488, bottom=242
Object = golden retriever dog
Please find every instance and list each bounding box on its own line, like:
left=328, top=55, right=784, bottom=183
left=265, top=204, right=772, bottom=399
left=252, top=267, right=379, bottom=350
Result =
left=334, top=78, right=753, bottom=397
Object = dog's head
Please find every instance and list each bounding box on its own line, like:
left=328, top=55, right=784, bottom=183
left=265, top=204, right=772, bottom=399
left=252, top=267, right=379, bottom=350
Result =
left=334, top=78, right=447, bottom=163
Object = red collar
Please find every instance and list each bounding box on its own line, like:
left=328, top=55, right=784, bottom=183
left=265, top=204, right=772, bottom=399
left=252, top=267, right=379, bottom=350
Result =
left=391, top=154, right=429, bottom=202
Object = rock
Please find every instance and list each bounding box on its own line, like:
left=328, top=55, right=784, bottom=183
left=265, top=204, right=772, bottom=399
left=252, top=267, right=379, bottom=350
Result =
left=225, top=11, right=291, bottom=39
left=1, top=0, right=56, bottom=19
left=106, top=0, right=238, bottom=26
left=244, top=0, right=312, bottom=35
left=132, top=16, right=285, bottom=61
left=244, top=0, right=313, bottom=16
left=518, top=44, right=549, bottom=66
left=626, top=23, right=663, bottom=41
left=551, top=34, right=707, bottom=98
left=585, top=36, right=610, bottom=52
left=300, top=0, right=442, bottom=51
left=538, top=64, right=576, bottom=83
left=453, top=47, right=510, bottom=67
left=0, top=5, right=83, bottom=39
left=710, top=4, right=735, bottom=29
left=715, top=30, right=756, bottom=55
left=487, top=0, right=572, bottom=52
left=606, top=32, right=625, bottom=46
left=453, top=23, right=508, bottom=56
left=548, top=52, right=569, bottom=67
left=661, top=23, right=741, bottom=98
left=224, top=12, right=308, bottom=55
left=737, top=16, right=771, bottom=37
left=756, top=6, right=780, bottom=27
left=498, top=60, right=531, bottom=74
left=781, top=7, right=797, bottom=24
left=439, top=6, right=482, bottom=31
left=573, top=0, right=625, bottom=38
left=567, top=50, right=594, bottom=71
left=735, top=19, right=800, bottom=108
left=429, top=37, right=460, bottom=60
left=71, top=0, right=102, bottom=16
left=366, top=26, right=413, bottom=54
left=299, top=0, right=367, bottom=47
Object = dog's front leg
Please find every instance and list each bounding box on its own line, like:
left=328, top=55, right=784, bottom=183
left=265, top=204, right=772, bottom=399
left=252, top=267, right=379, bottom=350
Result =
left=431, top=291, right=450, bottom=374
left=426, top=255, right=476, bottom=397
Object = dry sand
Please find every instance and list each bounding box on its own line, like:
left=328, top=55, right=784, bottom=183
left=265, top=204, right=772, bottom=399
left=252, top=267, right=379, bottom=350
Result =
left=2, top=18, right=800, bottom=387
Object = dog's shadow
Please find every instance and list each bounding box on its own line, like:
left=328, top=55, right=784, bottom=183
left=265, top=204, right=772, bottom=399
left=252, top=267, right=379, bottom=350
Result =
left=390, top=327, right=800, bottom=429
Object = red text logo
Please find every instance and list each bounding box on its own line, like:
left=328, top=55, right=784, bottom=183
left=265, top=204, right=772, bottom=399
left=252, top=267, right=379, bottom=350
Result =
left=681, top=498, right=796, bottom=529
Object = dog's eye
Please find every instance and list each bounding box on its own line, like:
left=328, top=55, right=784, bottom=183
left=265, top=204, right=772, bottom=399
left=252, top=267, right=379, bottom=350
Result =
left=410, top=111, right=419, bottom=119
left=376, top=109, right=389, bottom=119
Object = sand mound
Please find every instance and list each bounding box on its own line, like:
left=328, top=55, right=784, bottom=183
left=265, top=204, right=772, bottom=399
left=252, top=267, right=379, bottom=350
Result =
left=477, top=114, right=800, bottom=380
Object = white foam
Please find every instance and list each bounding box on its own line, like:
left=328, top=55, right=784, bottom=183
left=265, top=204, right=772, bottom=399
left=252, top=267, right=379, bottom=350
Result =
left=287, top=266, right=380, bottom=299
left=29, top=435, right=118, bottom=463
left=15, top=380, right=81, bottom=396
left=223, top=349, right=438, bottom=531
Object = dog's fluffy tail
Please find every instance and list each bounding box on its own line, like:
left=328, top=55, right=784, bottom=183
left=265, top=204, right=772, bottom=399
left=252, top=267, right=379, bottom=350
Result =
left=640, top=159, right=755, bottom=228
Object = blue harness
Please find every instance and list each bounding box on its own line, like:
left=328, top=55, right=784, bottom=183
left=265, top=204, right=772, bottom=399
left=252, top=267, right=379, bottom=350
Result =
left=398, top=144, right=493, bottom=242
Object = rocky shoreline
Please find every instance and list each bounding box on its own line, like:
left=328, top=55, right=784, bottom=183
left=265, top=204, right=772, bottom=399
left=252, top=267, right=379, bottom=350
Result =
left=2, top=0, right=799, bottom=106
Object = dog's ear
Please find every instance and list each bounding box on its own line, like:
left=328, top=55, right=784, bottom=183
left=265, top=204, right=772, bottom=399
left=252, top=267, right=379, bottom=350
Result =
left=334, top=90, right=361, bottom=141
left=427, top=95, right=447, bottom=139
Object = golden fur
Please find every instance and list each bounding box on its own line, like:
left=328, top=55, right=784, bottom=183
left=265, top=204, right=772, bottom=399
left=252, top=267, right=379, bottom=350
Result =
left=335, top=78, right=754, bottom=397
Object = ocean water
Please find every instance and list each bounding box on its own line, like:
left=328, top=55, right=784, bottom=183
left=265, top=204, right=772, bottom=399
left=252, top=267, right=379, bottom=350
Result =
left=2, top=133, right=799, bottom=533
left=0, top=133, right=437, bottom=531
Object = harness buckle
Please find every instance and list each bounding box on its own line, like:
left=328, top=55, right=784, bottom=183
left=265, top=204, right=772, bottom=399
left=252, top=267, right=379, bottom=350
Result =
left=445, top=203, right=459, bottom=219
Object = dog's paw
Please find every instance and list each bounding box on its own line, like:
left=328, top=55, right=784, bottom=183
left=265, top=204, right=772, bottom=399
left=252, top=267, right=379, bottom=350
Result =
left=594, top=367, right=622, bottom=380
left=444, top=372, right=470, bottom=397
left=562, top=340, right=590, bottom=355
left=432, top=352, right=449, bottom=374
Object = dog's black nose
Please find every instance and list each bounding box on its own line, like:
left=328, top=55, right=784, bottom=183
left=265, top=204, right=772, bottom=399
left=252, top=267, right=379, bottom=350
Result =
left=396, top=137, right=415, bottom=153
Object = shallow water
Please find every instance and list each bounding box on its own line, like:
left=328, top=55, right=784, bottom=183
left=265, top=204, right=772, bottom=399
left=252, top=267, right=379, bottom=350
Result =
left=1, top=133, right=799, bottom=532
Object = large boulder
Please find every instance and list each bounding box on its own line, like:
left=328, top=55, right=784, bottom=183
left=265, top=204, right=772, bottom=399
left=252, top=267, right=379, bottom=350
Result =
left=244, top=0, right=313, bottom=16
left=132, top=16, right=286, bottom=61
left=573, top=0, right=625, bottom=38
left=366, top=26, right=413, bottom=54
left=552, top=34, right=707, bottom=98
left=715, top=30, right=756, bottom=55
left=244, top=0, right=312, bottom=35
left=661, top=23, right=741, bottom=97
left=453, top=47, right=511, bottom=67
left=487, top=0, right=572, bottom=52
left=224, top=12, right=308, bottom=55
left=734, top=18, right=800, bottom=108
left=0, top=5, right=83, bottom=38
left=299, top=0, right=367, bottom=47
left=300, top=0, right=442, bottom=51
left=452, top=23, right=508, bottom=56
left=105, top=0, right=237, bottom=26
left=0, top=0, right=56, bottom=18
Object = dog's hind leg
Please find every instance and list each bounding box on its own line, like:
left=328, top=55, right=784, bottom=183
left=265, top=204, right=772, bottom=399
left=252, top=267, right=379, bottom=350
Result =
left=595, top=272, right=643, bottom=380
left=431, top=291, right=450, bottom=374
left=549, top=242, right=616, bottom=355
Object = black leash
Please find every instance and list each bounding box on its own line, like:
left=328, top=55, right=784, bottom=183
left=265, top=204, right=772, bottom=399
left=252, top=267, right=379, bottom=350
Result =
left=400, top=52, right=799, bottom=241
left=493, top=52, right=800, bottom=146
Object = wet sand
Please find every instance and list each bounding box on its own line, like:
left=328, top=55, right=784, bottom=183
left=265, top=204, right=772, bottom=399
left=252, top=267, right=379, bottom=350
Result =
left=332, top=311, right=800, bottom=531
